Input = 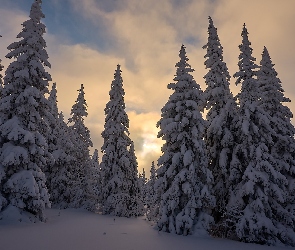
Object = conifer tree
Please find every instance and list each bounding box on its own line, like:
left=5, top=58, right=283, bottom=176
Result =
left=92, top=149, right=100, bottom=168
left=203, top=16, right=237, bottom=222
left=48, top=83, right=59, bottom=119
left=0, top=0, right=51, bottom=221
left=51, top=112, right=80, bottom=208
left=45, top=84, right=76, bottom=208
left=156, top=45, right=215, bottom=235
left=228, top=24, right=259, bottom=199
left=227, top=25, right=292, bottom=245
left=256, top=47, right=295, bottom=245
left=68, top=84, right=93, bottom=149
left=128, top=141, right=144, bottom=215
left=150, top=161, right=156, bottom=187
left=91, top=149, right=101, bottom=199
left=146, top=161, right=157, bottom=220
left=68, top=84, right=95, bottom=210
left=138, top=168, right=147, bottom=205
left=46, top=82, right=58, bottom=184
left=100, top=65, right=144, bottom=217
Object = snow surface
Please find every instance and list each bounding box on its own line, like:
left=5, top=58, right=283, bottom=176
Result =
left=0, top=208, right=290, bottom=250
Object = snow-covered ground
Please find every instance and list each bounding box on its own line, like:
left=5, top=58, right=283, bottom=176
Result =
left=0, top=208, right=290, bottom=250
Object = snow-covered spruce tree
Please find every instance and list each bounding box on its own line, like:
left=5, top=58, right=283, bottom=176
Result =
left=227, top=24, right=259, bottom=216
left=138, top=168, right=147, bottom=205
left=48, top=82, right=58, bottom=122
left=68, top=84, right=93, bottom=150
left=45, top=84, right=76, bottom=208
left=92, top=149, right=100, bottom=169
left=45, top=83, right=58, bottom=188
left=49, top=111, right=78, bottom=208
left=0, top=0, right=51, bottom=221
left=227, top=24, right=292, bottom=245
left=256, top=47, right=295, bottom=245
left=90, top=149, right=101, bottom=200
left=68, top=84, right=96, bottom=210
left=146, top=161, right=157, bottom=220
left=128, top=141, right=144, bottom=215
left=100, top=65, right=144, bottom=217
left=156, top=45, right=215, bottom=235
left=203, top=16, right=237, bottom=224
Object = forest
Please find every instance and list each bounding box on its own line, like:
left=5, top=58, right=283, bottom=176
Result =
left=0, top=0, right=295, bottom=247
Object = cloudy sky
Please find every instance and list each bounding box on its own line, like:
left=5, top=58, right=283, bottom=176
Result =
left=0, top=0, right=295, bottom=176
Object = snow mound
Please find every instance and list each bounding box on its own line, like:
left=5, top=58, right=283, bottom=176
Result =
left=0, top=205, right=37, bottom=225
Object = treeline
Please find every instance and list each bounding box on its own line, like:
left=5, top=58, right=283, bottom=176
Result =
left=0, top=0, right=143, bottom=222
left=0, top=0, right=295, bottom=247
left=142, top=18, right=295, bottom=247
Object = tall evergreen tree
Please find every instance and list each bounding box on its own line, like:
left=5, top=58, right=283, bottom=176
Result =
left=156, top=45, right=215, bottom=235
left=0, top=0, right=51, bottom=221
left=68, top=84, right=95, bottom=210
left=46, top=82, right=58, bottom=186
left=227, top=24, right=292, bottom=245
left=256, top=47, right=295, bottom=245
left=50, top=111, right=77, bottom=208
left=203, top=16, right=237, bottom=222
left=45, top=84, right=76, bottom=208
left=228, top=24, right=259, bottom=200
left=100, top=65, right=144, bottom=217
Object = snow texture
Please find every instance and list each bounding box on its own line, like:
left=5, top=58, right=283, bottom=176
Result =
left=1, top=208, right=290, bottom=250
